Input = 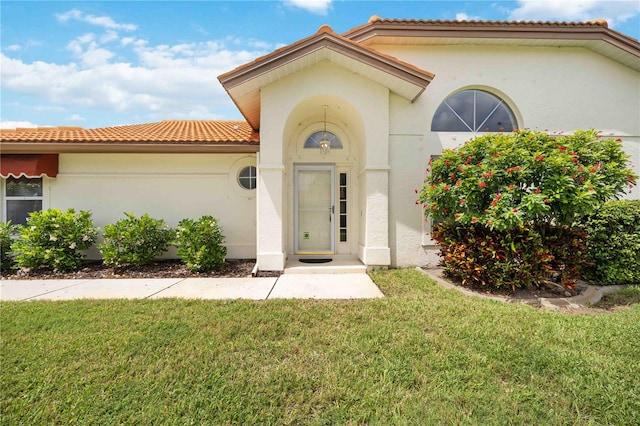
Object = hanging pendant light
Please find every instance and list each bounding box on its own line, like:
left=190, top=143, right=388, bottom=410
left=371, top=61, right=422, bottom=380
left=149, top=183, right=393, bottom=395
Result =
left=319, top=105, right=330, bottom=156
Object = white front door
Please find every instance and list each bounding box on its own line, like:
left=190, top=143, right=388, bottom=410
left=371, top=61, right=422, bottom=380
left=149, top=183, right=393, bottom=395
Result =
left=294, top=165, right=335, bottom=254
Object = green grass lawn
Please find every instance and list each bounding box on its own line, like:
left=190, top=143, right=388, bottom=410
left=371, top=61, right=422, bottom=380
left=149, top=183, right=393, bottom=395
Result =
left=2, top=269, right=639, bottom=425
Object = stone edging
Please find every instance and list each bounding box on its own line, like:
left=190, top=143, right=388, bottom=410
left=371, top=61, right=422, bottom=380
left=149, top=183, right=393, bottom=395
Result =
left=417, top=267, right=627, bottom=309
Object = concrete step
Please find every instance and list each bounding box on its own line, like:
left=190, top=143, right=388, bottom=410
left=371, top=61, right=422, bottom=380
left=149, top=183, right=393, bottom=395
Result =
left=284, top=255, right=366, bottom=274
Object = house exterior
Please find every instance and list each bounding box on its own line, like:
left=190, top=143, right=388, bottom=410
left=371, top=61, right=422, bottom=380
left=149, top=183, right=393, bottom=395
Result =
left=2, top=17, right=639, bottom=271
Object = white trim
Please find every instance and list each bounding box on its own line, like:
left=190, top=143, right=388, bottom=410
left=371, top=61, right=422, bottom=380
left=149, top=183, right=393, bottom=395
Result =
left=228, top=156, right=257, bottom=198
left=2, top=176, right=46, bottom=225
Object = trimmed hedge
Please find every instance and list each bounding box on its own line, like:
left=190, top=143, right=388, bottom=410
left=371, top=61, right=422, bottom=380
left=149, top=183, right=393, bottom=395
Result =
left=581, top=200, right=640, bottom=284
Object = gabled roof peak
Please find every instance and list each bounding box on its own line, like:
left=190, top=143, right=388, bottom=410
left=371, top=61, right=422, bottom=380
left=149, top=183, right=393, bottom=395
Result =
left=589, top=18, right=608, bottom=28
left=218, top=25, right=434, bottom=130
left=316, top=24, right=334, bottom=34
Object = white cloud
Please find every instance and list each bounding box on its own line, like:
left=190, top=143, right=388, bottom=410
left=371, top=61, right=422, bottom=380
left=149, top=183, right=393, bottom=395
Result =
left=65, top=33, right=114, bottom=67
left=3, top=40, right=44, bottom=53
left=509, top=0, right=640, bottom=26
left=121, top=37, right=135, bottom=46
left=67, top=114, right=85, bottom=122
left=101, top=30, right=119, bottom=44
left=455, top=12, right=481, bottom=21
left=56, top=9, right=137, bottom=31
left=0, top=35, right=273, bottom=122
left=80, top=48, right=115, bottom=67
left=0, top=121, right=38, bottom=129
left=284, top=0, right=332, bottom=15
left=2, top=8, right=282, bottom=124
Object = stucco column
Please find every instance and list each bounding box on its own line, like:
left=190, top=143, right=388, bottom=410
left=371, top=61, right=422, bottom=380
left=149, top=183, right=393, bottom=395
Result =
left=357, top=86, right=391, bottom=267
left=256, top=159, right=286, bottom=271
left=360, top=167, right=391, bottom=266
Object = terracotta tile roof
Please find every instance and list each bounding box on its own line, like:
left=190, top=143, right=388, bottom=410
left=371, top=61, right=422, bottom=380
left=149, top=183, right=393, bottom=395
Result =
left=0, top=120, right=260, bottom=144
left=345, top=16, right=640, bottom=47
left=351, top=16, right=618, bottom=31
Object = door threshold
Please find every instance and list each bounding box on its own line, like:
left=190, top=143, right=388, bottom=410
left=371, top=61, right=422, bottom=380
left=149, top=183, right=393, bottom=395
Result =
left=294, top=252, right=334, bottom=256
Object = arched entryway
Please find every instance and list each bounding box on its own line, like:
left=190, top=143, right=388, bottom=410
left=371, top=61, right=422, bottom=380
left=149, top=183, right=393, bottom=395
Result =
left=282, top=96, right=365, bottom=258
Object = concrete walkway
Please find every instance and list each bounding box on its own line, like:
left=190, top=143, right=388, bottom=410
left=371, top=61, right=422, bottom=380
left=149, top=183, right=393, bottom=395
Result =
left=0, top=274, right=384, bottom=301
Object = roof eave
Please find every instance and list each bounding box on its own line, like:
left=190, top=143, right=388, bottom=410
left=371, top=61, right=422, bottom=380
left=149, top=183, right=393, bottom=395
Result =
left=218, top=29, right=434, bottom=129
left=0, top=142, right=260, bottom=154
left=219, top=31, right=433, bottom=89
left=345, top=20, right=640, bottom=61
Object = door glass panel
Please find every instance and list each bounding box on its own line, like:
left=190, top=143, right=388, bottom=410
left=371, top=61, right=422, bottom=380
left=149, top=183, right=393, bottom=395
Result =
left=338, top=173, right=347, bottom=242
left=297, top=168, right=332, bottom=252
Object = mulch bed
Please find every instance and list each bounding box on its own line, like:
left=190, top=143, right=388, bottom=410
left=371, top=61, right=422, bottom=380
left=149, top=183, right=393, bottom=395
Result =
left=0, top=259, right=280, bottom=280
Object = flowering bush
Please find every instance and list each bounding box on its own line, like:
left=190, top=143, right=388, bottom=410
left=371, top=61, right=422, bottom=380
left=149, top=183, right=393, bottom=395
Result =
left=99, top=213, right=174, bottom=267
left=0, top=221, right=18, bottom=270
left=10, top=208, right=98, bottom=272
left=174, top=215, right=227, bottom=272
left=418, top=130, right=636, bottom=230
left=419, top=130, right=637, bottom=289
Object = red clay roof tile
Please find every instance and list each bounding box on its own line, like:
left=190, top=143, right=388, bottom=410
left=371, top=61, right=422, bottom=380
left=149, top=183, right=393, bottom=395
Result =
left=0, top=120, right=259, bottom=145
left=344, top=17, right=640, bottom=45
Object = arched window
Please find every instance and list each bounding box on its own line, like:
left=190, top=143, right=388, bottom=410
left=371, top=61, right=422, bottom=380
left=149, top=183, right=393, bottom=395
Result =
left=304, top=131, right=343, bottom=149
left=431, top=89, right=517, bottom=132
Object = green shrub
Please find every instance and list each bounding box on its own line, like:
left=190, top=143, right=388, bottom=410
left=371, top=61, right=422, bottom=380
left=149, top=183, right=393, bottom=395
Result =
left=418, top=130, right=636, bottom=290
left=432, top=222, right=589, bottom=290
left=1, top=221, right=18, bottom=270
left=580, top=200, right=640, bottom=284
left=537, top=223, right=588, bottom=288
left=10, top=208, right=97, bottom=272
left=432, top=222, right=553, bottom=290
left=100, top=213, right=174, bottom=267
left=174, top=215, right=227, bottom=272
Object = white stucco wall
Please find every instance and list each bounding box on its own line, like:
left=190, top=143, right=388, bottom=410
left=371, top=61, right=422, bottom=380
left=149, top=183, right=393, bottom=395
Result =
left=46, top=153, right=257, bottom=259
left=378, top=44, right=640, bottom=266
left=257, top=61, right=393, bottom=269
left=252, top=44, right=639, bottom=268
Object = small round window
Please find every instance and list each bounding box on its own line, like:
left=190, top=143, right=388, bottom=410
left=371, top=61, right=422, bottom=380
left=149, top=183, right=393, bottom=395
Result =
left=238, top=166, right=257, bottom=190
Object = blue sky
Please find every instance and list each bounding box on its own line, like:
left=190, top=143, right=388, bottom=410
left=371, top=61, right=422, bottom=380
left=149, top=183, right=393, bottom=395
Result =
left=2, top=0, right=639, bottom=129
